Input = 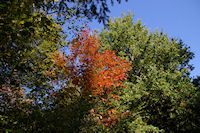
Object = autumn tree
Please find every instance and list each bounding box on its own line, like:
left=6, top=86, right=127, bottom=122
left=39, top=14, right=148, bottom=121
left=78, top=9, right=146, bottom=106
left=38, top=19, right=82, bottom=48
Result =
left=49, top=27, right=131, bottom=132
left=100, top=13, right=197, bottom=132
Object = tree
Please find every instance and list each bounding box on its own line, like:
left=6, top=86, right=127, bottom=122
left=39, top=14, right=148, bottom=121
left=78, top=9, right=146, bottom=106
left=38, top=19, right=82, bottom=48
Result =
left=0, top=0, right=64, bottom=131
left=100, top=13, right=197, bottom=132
left=49, top=27, right=132, bottom=132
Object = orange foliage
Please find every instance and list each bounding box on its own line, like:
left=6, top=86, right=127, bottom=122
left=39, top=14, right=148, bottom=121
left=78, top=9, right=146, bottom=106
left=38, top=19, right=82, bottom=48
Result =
left=51, top=27, right=132, bottom=127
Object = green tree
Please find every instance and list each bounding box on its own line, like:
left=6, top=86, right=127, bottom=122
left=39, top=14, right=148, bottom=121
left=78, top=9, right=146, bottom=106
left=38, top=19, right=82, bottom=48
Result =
left=0, top=0, right=64, bottom=131
left=100, top=13, right=197, bottom=132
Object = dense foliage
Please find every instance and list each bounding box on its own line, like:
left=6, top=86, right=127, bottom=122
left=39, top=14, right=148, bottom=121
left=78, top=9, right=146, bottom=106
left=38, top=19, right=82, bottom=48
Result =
left=1, top=0, right=199, bottom=132
left=1, top=0, right=129, bottom=132
left=100, top=13, right=199, bottom=132
left=0, top=0, right=64, bottom=131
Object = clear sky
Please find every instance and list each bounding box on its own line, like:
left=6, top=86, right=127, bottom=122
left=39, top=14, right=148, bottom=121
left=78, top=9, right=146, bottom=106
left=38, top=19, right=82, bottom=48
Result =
left=88, top=0, right=200, bottom=78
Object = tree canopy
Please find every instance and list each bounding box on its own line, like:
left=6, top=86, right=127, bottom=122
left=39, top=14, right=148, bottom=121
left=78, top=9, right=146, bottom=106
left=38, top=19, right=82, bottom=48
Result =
left=100, top=13, right=198, bottom=132
left=1, top=1, right=200, bottom=132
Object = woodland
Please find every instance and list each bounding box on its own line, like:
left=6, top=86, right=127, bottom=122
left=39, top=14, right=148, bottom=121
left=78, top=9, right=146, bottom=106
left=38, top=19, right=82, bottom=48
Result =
left=1, top=0, right=200, bottom=132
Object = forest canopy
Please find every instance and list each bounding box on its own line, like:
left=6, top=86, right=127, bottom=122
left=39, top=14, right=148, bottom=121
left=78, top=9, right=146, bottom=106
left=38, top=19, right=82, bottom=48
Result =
left=1, top=0, right=200, bottom=132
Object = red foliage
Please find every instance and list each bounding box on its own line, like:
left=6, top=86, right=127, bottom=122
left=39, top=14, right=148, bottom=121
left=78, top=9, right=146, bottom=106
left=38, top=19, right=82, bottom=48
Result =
left=51, top=27, right=132, bottom=127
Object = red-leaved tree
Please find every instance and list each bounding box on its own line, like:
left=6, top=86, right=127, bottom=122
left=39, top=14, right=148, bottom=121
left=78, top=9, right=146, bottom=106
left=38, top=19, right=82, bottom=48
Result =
left=51, top=27, right=131, bottom=129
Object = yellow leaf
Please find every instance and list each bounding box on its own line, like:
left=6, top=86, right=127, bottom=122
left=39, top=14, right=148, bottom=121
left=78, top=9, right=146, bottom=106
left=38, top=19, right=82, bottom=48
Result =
left=180, top=102, right=184, bottom=107
left=19, top=21, right=24, bottom=25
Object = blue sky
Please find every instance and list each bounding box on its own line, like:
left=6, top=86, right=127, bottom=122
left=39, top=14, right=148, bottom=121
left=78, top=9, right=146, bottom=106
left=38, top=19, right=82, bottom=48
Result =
left=88, top=0, right=200, bottom=78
